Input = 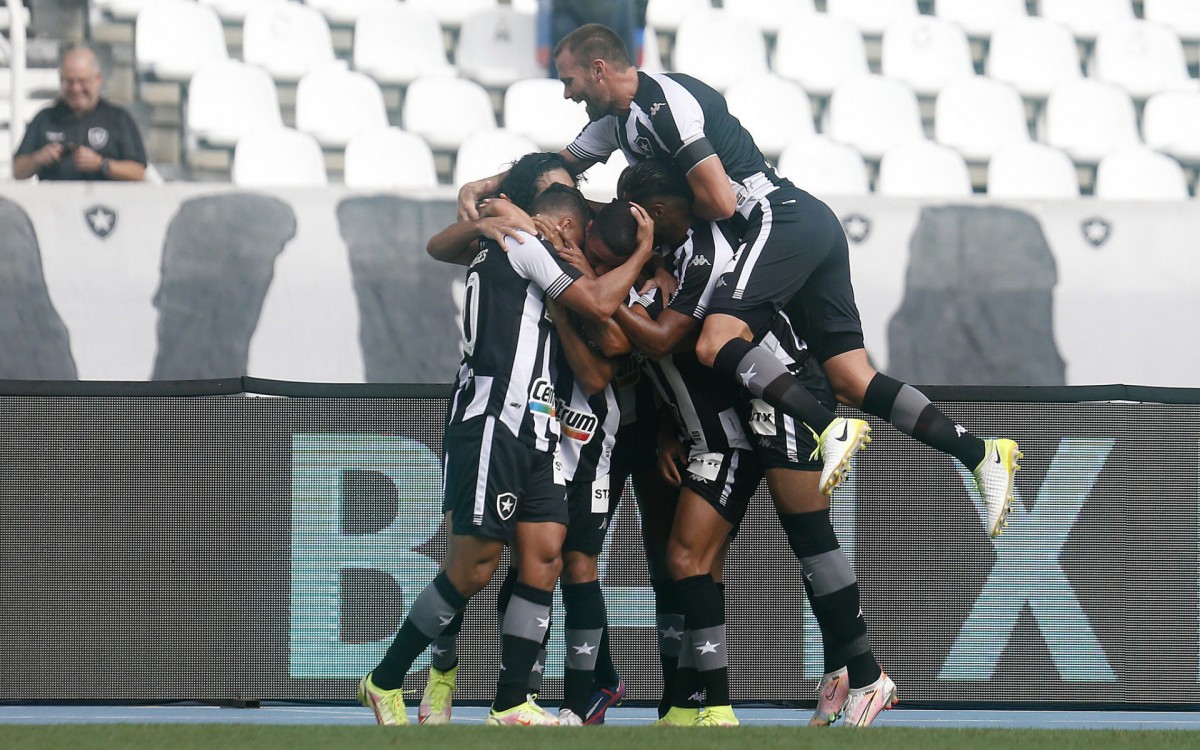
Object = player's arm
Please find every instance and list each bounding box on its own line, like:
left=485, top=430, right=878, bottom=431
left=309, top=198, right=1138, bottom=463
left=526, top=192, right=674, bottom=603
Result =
left=550, top=301, right=616, bottom=397
left=429, top=199, right=540, bottom=265
left=455, top=149, right=599, bottom=221
left=612, top=302, right=699, bottom=360
left=685, top=156, right=736, bottom=221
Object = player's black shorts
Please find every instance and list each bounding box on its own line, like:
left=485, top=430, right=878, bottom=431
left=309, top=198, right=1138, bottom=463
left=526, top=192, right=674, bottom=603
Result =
left=563, top=473, right=617, bottom=555
left=710, top=185, right=865, bottom=363
left=442, top=416, right=568, bottom=541
left=677, top=443, right=762, bottom=529
left=738, top=352, right=837, bottom=471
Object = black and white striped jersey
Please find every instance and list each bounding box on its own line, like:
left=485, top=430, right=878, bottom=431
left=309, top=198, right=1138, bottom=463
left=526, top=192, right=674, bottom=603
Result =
left=566, top=71, right=790, bottom=191
left=445, top=232, right=582, bottom=453
left=636, top=218, right=750, bottom=454
left=553, top=341, right=620, bottom=484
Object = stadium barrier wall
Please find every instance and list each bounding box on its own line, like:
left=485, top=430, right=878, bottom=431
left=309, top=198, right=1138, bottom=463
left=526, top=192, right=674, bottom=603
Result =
left=2, top=379, right=1198, bottom=708
left=1, top=183, right=1199, bottom=387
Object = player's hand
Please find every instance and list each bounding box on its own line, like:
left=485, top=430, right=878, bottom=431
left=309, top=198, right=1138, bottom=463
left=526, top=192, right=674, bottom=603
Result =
left=630, top=202, right=654, bottom=256
left=458, top=177, right=500, bottom=222
left=478, top=215, right=533, bottom=247
left=638, top=264, right=678, bottom=298
left=657, top=438, right=686, bottom=487
left=72, top=145, right=104, bottom=173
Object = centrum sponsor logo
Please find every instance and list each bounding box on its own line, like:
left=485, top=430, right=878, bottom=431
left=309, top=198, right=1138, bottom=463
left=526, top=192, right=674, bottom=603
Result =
left=528, top=378, right=556, bottom=416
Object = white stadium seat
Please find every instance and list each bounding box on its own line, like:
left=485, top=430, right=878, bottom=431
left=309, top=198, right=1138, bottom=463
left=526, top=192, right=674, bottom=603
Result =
left=1090, top=20, right=1197, bottom=101
left=503, top=78, right=588, bottom=151
left=1094, top=146, right=1190, bottom=200
left=186, top=60, right=282, bottom=150
left=719, top=0, right=816, bottom=36
left=640, top=24, right=665, bottom=73
left=1143, top=90, right=1200, bottom=163
left=986, top=142, right=1081, bottom=199
left=825, top=74, right=925, bottom=160
left=405, top=0, right=498, bottom=31
left=197, top=0, right=286, bottom=24
left=456, top=7, right=541, bottom=89
left=232, top=126, right=328, bottom=187
left=1040, top=0, right=1135, bottom=43
left=306, top=0, right=399, bottom=27
left=453, top=129, right=539, bottom=189
left=578, top=152, right=631, bottom=203
left=403, top=75, right=497, bottom=152
left=877, top=140, right=973, bottom=197
left=986, top=17, right=1083, bottom=100
left=933, top=0, right=1027, bottom=40
left=242, top=1, right=336, bottom=82
left=354, top=5, right=455, bottom=87
left=724, top=74, right=814, bottom=160
left=773, top=14, right=869, bottom=98
left=1040, top=78, right=1141, bottom=164
left=344, top=127, right=439, bottom=190
left=295, top=67, right=389, bottom=149
left=1144, top=0, right=1200, bottom=43
left=776, top=136, right=871, bottom=197
left=880, top=15, right=975, bottom=98
left=826, top=0, right=919, bottom=37
left=671, top=10, right=768, bottom=93
left=645, top=0, right=713, bottom=35
left=135, top=0, right=228, bottom=83
left=934, top=75, right=1030, bottom=163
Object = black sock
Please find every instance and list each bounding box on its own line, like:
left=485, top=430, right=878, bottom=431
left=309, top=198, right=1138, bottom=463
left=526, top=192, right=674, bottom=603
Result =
left=372, top=572, right=468, bottom=689
left=429, top=610, right=463, bottom=672
left=653, top=579, right=684, bottom=718
left=674, top=574, right=730, bottom=707
left=861, top=373, right=985, bottom=468
left=780, top=510, right=880, bottom=689
left=712, top=337, right=836, bottom=435
left=562, top=580, right=607, bottom=716
left=494, top=583, right=553, bottom=711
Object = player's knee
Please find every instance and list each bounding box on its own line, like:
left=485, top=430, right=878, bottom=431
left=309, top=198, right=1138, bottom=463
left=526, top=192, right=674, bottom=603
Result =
left=693, top=330, right=725, bottom=369
left=562, top=550, right=598, bottom=584
left=520, top=555, right=563, bottom=590
left=665, top=541, right=707, bottom=580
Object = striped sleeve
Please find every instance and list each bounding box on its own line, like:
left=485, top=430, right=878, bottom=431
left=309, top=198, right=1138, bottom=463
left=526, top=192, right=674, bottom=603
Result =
left=505, top=233, right=582, bottom=298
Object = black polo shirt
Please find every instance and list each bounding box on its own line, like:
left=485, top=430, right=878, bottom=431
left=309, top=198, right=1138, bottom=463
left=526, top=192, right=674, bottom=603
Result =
left=15, top=98, right=148, bottom=181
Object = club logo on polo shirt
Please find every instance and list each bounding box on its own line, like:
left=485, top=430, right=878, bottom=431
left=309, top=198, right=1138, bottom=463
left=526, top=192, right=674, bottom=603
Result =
left=496, top=492, right=517, bottom=521
left=88, top=127, right=109, bottom=150
left=84, top=204, right=118, bottom=239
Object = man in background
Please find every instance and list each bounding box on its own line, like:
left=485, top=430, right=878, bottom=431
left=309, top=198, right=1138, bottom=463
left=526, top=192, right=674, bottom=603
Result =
left=13, top=43, right=146, bottom=181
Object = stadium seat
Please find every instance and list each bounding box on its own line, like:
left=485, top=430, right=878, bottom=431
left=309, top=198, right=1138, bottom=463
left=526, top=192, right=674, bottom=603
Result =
left=1143, top=89, right=1200, bottom=163
left=877, top=140, right=973, bottom=197
left=880, top=15, right=975, bottom=98
left=986, top=17, right=1083, bottom=100
left=295, top=67, right=389, bottom=149
left=1144, top=0, right=1200, bottom=43
left=719, top=0, right=816, bottom=36
left=773, top=14, right=869, bottom=99
left=1094, top=146, right=1190, bottom=200
left=1089, top=20, right=1197, bottom=101
left=641, top=24, right=665, bottom=73
left=933, top=0, right=1027, bottom=40
left=825, top=0, right=919, bottom=37
left=1040, top=0, right=1135, bottom=43
left=405, top=0, right=499, bottom=31
left=306, top=0, right=399, bottom=26
left=456, top=7, right=541, bottom=90
left=724, top=74, right=814, bottom=160
left=986, top=142, right=1081, bottom=198
left=934, top=75, right=1030, bottom=163
left=453, top=129, right=539, bottom=189
left=196, top=0, right=282, bottom=23
left=776, top=135, right=871, bottom=196
left=135, top=0, right=228, bottom=83
left=1040, top=78, right=1141, bottom=164
left=645, top=0, right=713, bottom=35
left=824, top=74, right=925, bottom=160
left=672, top=10, right=768, bottom=93
left=232, top=126, right=328, bottom=186
left=186, top=60, right=282, bottom=151
left=402, top=75, right=497, bottom=152
left=503, top=78, right=588, bottom=151
left=242, top=1, right=336, bottom=82
left=353, top=5, right=455, bottom=87
left=578, top=151, right=630, bottom=203
left=344, top=127, right=439, bottom=190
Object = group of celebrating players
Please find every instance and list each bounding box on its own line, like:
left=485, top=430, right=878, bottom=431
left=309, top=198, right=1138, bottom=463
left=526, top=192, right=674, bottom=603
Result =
left=357, top=22, right=1023, bottom=729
